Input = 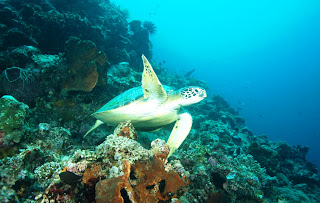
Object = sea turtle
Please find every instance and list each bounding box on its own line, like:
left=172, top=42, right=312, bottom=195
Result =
left=84, top=55, right=207, bottom=157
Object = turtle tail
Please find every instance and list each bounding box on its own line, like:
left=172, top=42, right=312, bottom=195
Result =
left=83, top=120, right=104, bottom=138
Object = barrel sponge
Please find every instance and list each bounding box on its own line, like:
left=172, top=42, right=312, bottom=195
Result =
left=95, top=155, right=188, bottom=203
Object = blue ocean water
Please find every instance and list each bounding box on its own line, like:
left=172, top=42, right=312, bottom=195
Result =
left=115, top=0, right=320, bottom=169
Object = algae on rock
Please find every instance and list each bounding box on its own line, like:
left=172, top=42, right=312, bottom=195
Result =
left=0, top=95, right=29, bottom=143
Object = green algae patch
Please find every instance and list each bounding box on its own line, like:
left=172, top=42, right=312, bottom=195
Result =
left=0, top=95, right=29, bottom=144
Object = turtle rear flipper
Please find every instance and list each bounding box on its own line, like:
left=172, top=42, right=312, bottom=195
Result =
left=83, top=120, right=104, bottom=138
left=167, top=112, right=193, bottom=157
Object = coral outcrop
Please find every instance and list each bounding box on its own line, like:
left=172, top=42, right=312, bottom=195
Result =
left=0, top=45, right=64, bottom=104
left=30, top=128, right=188, bottom=202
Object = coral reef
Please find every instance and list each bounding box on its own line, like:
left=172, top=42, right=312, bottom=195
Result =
left=170, top=95, right=320, bottom=202
left=0, top=45, right=64, bottom=104
left=31, top=128, right=188, bottom=202
left=0, top=146, right=45, bottom=202
left=0, top=0, right=319, bottom=202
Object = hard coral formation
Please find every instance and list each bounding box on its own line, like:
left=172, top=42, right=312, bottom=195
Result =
left=87, top=133, right=151, bottom=164
left=114, top=121, right=138, bottom=140
left=0, top=146, right=45, bottom=202
left=63, top=36, right=107, bottom=92
left=31, top=127, right=189, bottom=202
left=151, top=138, right=170, bottom=157
left=0, top=45, right=64, bottom=104
left=36, top=123, right=72, bottom=155
left=34, top=162, right=62, bottom=182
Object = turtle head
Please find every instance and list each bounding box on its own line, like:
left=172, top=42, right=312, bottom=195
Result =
left=177, top=86, right=207, bottom=106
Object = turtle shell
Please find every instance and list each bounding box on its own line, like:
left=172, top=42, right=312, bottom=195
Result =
left=95, top=85, right=174, bottom=113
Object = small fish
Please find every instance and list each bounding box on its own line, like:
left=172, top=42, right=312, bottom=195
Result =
left=184, top=69, right=195, bottom=77
left=119, top=62, right=129, bottom=66
left=59, top=171, right=82, bottom=186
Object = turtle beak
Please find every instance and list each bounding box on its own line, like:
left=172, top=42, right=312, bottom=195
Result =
left=199, top=89, right=207, bottom=98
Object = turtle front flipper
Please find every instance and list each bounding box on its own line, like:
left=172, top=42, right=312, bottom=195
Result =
left=167, top=112, right=193, bottom=158
left=83, top=120, right=104, bottom=138
left=141, top=55, right=167, bottom=101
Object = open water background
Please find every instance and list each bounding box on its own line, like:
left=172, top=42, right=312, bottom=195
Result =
left=114, top=0, right=320, bottom=170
